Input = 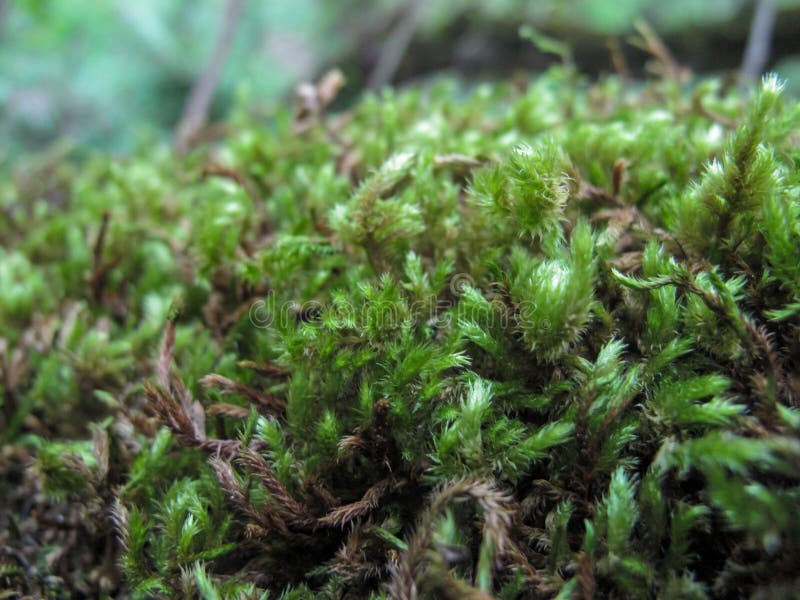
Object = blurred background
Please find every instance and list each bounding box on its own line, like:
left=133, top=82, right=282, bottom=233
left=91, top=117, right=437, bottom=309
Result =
left=2, top=0, right=799, bottom=162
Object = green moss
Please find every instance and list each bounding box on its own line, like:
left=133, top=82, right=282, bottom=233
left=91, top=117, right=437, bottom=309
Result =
left=1, top=70, right=799, bottom=598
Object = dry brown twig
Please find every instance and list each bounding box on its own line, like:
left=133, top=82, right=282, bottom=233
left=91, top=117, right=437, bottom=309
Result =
left=208, top=456, right=289, bottom=535
left=237, top=360, right=291, bottom=379
left=318, top=478, right=396, bottom=529
left=630, top=20, right=690, bottom=84
left=86, top=211, right=123, bottom=306
left=327, top=520, right=394, bottom=584
left=175, top=0, right=243, bottom=153
left=606, top=37, right=631, bottom=83
left=293, top=68, right=347, bottom=136
left=145, top=320, right=239, bottom=456
left=201, top=163, right=260, bottom=203
left=388, top=478, right=513, bottom=600
left=235, top=448, right=317, bottom=531
left=200, top=373, right=285, bottom=416
left=206, top=402, right=251, bottom=420
left=575, top=552, right=596, bottom=600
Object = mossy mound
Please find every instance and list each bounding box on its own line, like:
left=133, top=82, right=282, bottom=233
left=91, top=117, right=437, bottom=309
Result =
left=1, top=69, right=799, bottom=598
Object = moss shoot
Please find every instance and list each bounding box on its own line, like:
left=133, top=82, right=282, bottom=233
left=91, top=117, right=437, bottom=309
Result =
left=1, top=68, right=799, bottom=598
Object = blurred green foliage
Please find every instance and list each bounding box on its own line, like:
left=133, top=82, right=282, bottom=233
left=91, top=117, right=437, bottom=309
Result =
left=2, top=0, right=800, bottom=161
left=0, top=0, right=339, bottom=157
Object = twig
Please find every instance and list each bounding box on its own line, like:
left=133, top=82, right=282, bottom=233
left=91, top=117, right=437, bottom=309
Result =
left=235, top=448, right=317, bottom=530
left=200, top=373, right=285, bottom=416
left=206, top=402, right=251, bottom=419
left=156, top=318, right=176, bottom=390
left=209, top=456, right=287, bottom=534
left=575, top=552, right=596, bottom=600
left=367, top=0, right=425, bottom=90
left=87, top=211, right=118, bottom=303
left=606, top=37, right=630, bottom=83
left=631, top=20, right=688, bottom=83
left=238, top=360, right=291, bottom=379
left=175, top=0, right=243, bottom=153
left=318, top=478, right=395, bottom=528
left=329, top=523, right=390, bottom=582
left=388, top=478, right=513, bottom=599
left=293, top=68, right=347, bottom=136
left=201, top=163, right=259, bottom=202
left=692, top=95, right=736, bottom=128
left=741, top=0, right=777, bottom=82
left=146, top=320, right=241, bottom=456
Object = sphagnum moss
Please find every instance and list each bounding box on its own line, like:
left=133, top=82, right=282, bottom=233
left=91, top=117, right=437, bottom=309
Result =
left=1, top=69, right=799, bottom=598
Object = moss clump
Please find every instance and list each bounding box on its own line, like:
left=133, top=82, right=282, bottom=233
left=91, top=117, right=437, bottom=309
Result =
left=1, top=69, right=799, bottom=598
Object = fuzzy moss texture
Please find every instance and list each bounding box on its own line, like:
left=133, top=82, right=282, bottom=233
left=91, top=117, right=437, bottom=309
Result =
left=1, top=69, right=800, bottom=599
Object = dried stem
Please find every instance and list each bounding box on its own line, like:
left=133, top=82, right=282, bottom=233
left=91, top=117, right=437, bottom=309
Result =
left=175, top=0, right=243, bottom=153
left=388, top=478, right=513, bottom=600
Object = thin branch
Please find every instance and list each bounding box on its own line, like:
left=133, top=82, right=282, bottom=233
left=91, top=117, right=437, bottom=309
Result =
left=388, top=478, right=513, bottom=600
left=741, top=0, right=777, bottom=82
left=200, top=373, right=285, bottom=416
left=201, top=163, right=259, bottom=202
left=238, top=360, right=291, bottom=379
left=631, top=20, right=688, bottom=83
left=367, top=0, right=424, bottom=91
left=175, top=0, right=243, bottom=153
left=235, top=448, right=317, bottom=530
left=209, top=456, right=287, bottom=534
left=606, top=37, right=631, bottom=83
left=156, top=318, right=176, bottom=390
left=318, top=478, right=395, bottom=528
left=87, top=210, right=120, bottom=303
